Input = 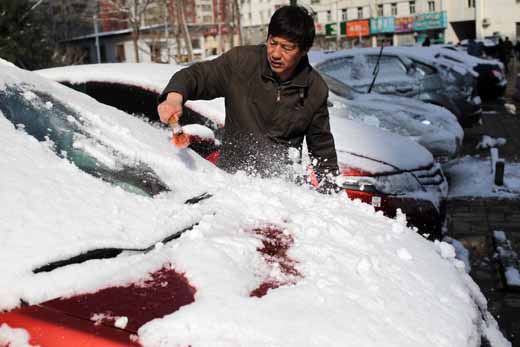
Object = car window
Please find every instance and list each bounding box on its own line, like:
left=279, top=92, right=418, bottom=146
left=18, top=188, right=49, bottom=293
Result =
left=0, top=85, right=169, bottom=197
left=62, top=81, right=219, bottom=130
left=410, top=59, right=437, bottom=75
left=365, top=55, right=408, bottom=78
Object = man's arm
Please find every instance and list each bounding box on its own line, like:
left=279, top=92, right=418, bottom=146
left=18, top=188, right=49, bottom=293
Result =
left=306, top=97, right=340, bottom=192
left=159, top=48, right=237, bottom=104
left=157, top=48, right=237, bottom=124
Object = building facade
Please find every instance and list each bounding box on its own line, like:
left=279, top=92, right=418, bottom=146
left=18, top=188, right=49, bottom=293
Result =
left=445, top=0, right=520, bottom=44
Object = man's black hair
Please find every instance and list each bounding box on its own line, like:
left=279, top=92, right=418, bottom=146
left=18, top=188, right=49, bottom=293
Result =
left=267, top=5, right=315, bottom=52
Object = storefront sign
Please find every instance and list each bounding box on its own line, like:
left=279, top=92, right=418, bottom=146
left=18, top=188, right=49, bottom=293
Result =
left=413, top=12, right=447, bottom=31
left=395, top=16, right=414, bottom=33
left=370, top=17, right=395, bottom=34
left=315, top=23, right=325, bottom=35
left=325, top=22, right=346, bottom=36
left=346, top=20, right=369, bottom=38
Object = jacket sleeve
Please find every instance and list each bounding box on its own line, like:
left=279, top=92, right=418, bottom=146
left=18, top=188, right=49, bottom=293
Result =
left=306, top=94, right=340, bottom=189
left=158, top=48, right=238, bottom=103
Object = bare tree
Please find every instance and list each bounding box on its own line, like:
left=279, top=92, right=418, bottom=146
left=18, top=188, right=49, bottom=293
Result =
left=166, top=0, right=193, bottom=62
left=99, top=0, right=156, bottom=62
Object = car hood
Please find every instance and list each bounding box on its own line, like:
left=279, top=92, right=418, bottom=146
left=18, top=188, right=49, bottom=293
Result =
left=1, top=61, right=509, bottom=347
left=329, top=92, right=462, bottom=159
left=329, top=116, right=435, bottom=174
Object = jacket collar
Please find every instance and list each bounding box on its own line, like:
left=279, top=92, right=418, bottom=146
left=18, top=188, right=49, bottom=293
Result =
left=260, top=44, right=311, bottom=88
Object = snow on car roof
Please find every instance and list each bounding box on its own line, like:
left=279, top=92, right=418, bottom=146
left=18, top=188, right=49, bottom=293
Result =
left=0, top=62, right=511, bottom=347
left=36, top=63, right=226, bottom=126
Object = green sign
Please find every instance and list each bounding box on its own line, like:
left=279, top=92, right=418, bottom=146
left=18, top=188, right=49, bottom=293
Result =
left=413, top=12, right=447, bottom=31
left=325, top=22, right=346, bottom=36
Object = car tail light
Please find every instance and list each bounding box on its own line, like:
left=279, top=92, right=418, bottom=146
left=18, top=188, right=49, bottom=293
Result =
left=336, top=168, right=384, bottom=209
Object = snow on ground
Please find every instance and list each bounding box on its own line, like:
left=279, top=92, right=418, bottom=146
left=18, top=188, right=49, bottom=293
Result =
left=444, top=156, right=520, bottom=198
left=0, top=62, right=511, bottom=347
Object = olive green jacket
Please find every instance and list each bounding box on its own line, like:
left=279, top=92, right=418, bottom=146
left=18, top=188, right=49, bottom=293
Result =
left=160, top=44, right=338, bottom=181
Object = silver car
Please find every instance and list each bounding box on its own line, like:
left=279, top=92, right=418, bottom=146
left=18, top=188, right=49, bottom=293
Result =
left=310, top=49, right=466, bottom=126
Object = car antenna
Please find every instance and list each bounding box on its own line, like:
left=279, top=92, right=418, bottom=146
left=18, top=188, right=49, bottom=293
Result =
left=367, top=41, right=385, bottom=94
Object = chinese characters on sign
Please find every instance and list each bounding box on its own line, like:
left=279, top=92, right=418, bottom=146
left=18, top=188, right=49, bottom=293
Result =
left=346, top=20, right=370, bottom=37
left=395, top=17, right=414, bottom=33
left=370, top=17, right=395, bottom=34
left=413, top=12, right=447, bottom=31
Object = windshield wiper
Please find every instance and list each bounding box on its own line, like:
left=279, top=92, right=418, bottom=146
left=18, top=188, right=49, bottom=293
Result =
left=33, top=192, right=213, bottom=274
left=367, top=44, right=384, bottom=94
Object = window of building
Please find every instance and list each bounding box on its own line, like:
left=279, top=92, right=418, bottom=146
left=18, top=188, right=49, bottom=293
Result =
left=391, top=3, right=397, bottom=16
left=327, top=10, right=332, bottom=22
left=409, top=1, right=416, bottom=14
left=341, top=8, right=347, bottom=21
left=357, top=7, right=363, bottom=19
left=467, top=0, right=475, bottom=7
left=377, top=4, right=383, bottom=17
left=428, top=0, right=435, bottom=12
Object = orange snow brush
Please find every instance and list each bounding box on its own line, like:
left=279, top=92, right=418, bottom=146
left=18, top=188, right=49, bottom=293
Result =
left=169, top=118, right=190, bottom=149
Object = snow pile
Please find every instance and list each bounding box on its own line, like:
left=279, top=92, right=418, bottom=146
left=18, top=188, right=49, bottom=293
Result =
left=444, top=156, right=520, bottom=198
left=504, top=103, right=516, bottom=115
left=0, top=324, right=38, bottom=347
left=476, top=135, right=507, bottom=150
left=0, top=61, right=511, bottom=347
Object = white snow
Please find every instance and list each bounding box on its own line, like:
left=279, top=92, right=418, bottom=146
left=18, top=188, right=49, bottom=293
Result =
left=444, top=156, right=520, bottom=198
left=504, top=104, right=516, bottom=115
left=476, top=135, right=507, bottom=150
left=0, top=62, right=511, bottom=347
left=0, top=323, right=38, bottom=347
left=115, top=316, right=129, bottom=329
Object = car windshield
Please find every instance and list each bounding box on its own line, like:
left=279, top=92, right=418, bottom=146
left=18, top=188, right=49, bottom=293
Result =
left=0, top=85, right=169, bottom=197
left=318, top=54, right=412, bottom=91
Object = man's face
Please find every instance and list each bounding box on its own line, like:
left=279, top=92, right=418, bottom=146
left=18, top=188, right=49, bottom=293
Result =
left=266, top=35, right=306, bottom=81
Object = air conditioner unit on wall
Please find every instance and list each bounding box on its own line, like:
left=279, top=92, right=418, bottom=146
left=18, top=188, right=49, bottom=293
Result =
left=482, top=18, right=491, bottom=27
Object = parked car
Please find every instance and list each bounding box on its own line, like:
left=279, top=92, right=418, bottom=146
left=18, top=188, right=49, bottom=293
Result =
left=39, top=63, right=451, bottom=234
left=1, top=60, right=509, bottom=347
left=376, top=46, right=483, bottom=127
left=324, top=73, right=463, bottom=160
left=309, top=49, right=465, bottom=125
left=435, top=45, right=507, bottom=100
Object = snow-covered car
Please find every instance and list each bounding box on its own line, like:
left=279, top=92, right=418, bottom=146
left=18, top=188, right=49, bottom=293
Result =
left=309, top=49, right=464, bottom=123
left=434, top=45, right=507, bottom=100
left=39, top=63, right=451, bottom=234
left=372, top=46, right=483, bottom=127
left=323, top=73, right=463, bottom=160
left=0, top=59, right=512, bottom=347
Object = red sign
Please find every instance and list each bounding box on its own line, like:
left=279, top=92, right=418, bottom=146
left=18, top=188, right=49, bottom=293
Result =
left=346, top=20, right=369, bottom=38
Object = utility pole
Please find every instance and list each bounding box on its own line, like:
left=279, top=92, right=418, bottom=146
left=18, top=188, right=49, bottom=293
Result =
left=93, top=15, right=101, bottom=63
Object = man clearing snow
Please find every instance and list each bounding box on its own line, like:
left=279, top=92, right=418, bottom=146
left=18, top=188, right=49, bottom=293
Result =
left=157, top=5, right=338, bottom=191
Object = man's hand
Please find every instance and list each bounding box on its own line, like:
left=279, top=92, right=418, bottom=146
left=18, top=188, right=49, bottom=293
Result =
left=157, top=92, right=183, bottom=124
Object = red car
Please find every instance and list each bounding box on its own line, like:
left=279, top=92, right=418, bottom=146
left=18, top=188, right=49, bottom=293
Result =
left=0, top=60, right=508, bottom=347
